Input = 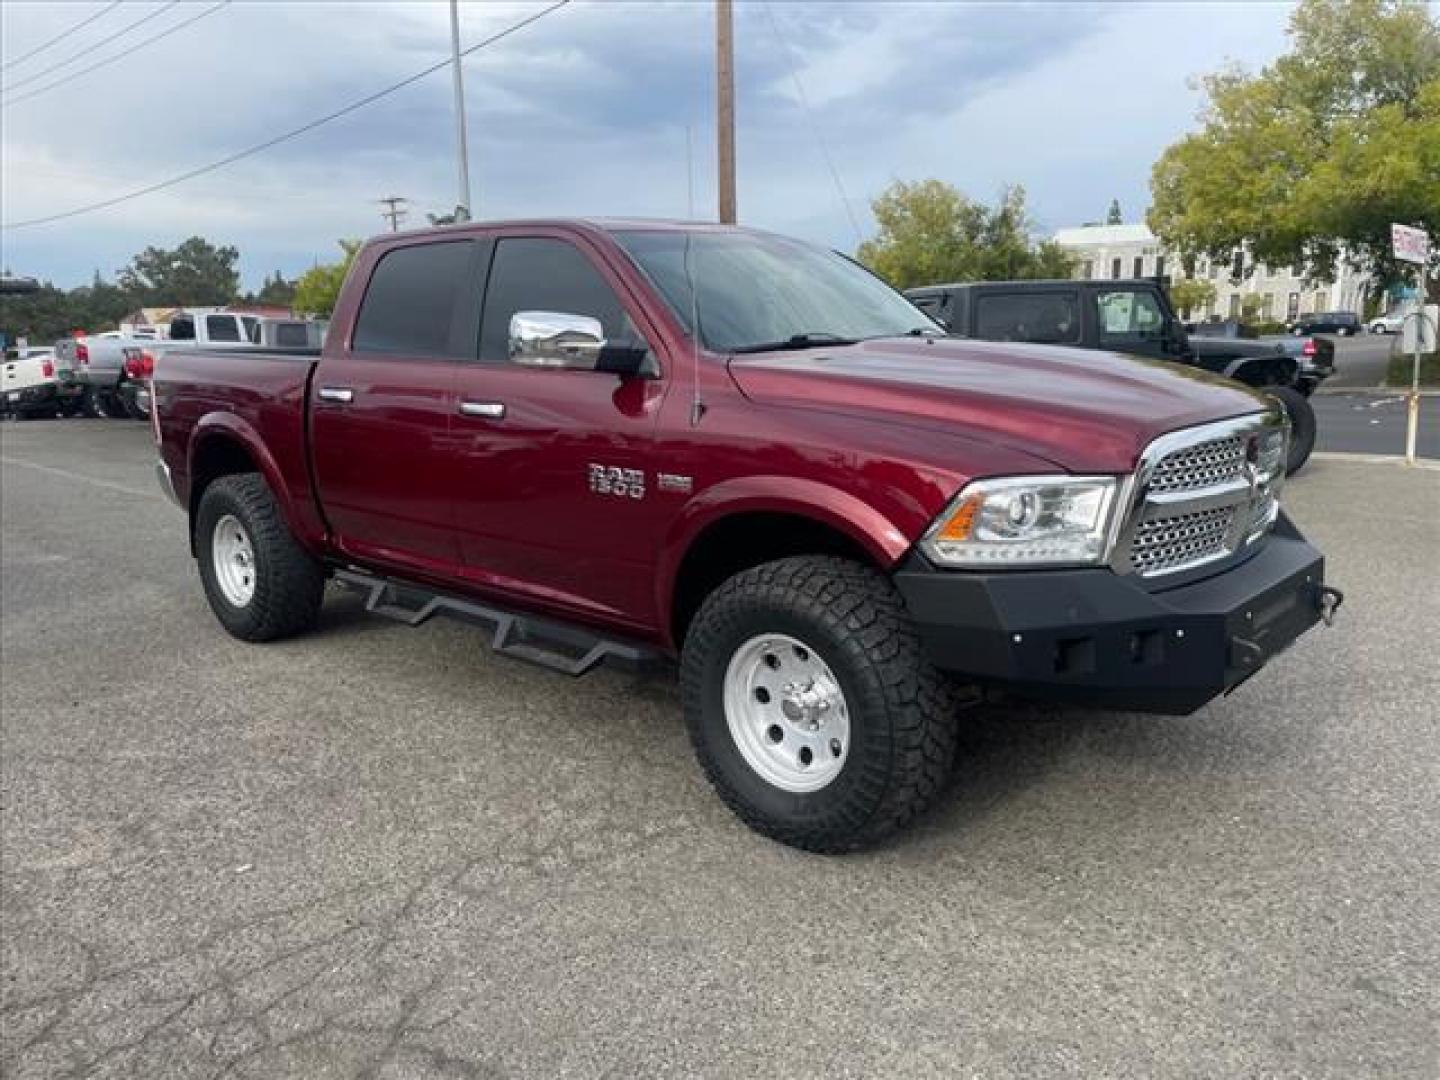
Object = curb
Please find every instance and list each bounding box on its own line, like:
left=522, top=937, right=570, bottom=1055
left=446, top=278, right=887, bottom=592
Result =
left=1307, top=451, right=1440, bottom=472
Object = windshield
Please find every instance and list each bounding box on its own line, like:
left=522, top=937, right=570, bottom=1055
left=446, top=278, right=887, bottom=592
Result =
left=612, top=229, right=939, bottom=353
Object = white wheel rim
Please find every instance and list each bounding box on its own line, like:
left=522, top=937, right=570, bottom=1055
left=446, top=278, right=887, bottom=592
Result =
left=723, top=633, right=850, bottom=793
left=212, top=514, right=257, bottom=607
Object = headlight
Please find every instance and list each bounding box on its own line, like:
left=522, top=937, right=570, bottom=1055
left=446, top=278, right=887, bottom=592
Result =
left=921, top=475, right=1120, bottom=568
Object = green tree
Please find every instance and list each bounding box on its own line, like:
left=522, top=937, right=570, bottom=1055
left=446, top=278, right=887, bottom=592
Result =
left=1149, top=0, right=1440, bottom=299
left=856, top=180, right=1076, bottom=289
left=293, top=240, right=361, bottom=317
left=1106, top=199, right=1123, bottom=226
left=249, top=271, right=297, bottom=308
left=1168, top=278, right=1218, bottom=318
left=118, top=236, right=240, bottom=306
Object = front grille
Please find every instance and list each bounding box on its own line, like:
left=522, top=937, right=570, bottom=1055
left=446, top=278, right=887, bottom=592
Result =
left=1131, top=505, right=1236, bottom=576
left=1116, top=413, right=1286, bottom=580
left=1147, top=435, right=1246, bottom=493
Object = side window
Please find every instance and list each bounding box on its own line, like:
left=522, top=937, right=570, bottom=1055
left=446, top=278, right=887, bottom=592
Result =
left=275, top=323, right=308, bottom=348
left=1096, top=290, right=1166, bottom=345
left=480, top=237, right=637, bottom=364
left=974, top=293, right=1079, bottom=344
left=170, top=317, right=195, bottom=341
left=206, top=315, right=241, bottom=342
left=353, top=241, right=472, bottom=357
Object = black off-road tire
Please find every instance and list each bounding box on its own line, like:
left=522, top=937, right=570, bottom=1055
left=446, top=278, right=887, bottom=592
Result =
left=681, top=555, right=960, bottom=853
left=195, top=473, right=324, bottom=642
left=1267, top=385, right=1317, bottom=476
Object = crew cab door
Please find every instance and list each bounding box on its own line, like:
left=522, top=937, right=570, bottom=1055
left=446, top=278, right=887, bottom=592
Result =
left=310, top=239, right=480, bottom=573
left=449, top=231, right=668, bottom=630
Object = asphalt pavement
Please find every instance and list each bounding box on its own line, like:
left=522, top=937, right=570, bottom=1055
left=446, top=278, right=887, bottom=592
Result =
left=1313, top=391, right=1440, bottom=460
left=2, top=420, right=1438, bottom=1079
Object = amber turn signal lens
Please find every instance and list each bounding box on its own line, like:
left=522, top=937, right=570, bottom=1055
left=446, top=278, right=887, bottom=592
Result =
left=933, top=493, right=982, bottom=542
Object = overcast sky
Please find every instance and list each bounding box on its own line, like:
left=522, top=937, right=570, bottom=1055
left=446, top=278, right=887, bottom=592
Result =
left=1, top=0, right=1298, bottom=290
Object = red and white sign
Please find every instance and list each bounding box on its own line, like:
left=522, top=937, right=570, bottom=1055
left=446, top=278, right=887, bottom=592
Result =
left=1391, top=223, right=1430, bottom=266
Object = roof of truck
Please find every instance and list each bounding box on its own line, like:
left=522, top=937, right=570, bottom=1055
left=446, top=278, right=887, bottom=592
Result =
left=363, top=217, right=775, bottom=246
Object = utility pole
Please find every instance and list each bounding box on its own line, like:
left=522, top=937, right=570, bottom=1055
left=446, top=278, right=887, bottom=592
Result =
left=378, top=195, right=410, bottom=232
left=716, top=0, right=736, bottom=223
left=450, top=0, right=473, bottom=222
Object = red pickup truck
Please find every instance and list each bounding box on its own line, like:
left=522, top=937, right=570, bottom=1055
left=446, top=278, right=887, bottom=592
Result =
left=153, top=219, right=1341, bottom=852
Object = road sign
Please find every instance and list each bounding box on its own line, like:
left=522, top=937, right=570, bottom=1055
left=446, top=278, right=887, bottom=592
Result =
left=1391, top=223, right=1430, bottom=265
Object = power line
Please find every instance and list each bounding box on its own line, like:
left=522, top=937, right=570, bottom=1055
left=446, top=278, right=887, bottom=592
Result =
left=2, top=0, right=572, bottom=231
left=761, top=0, right=863, bottom=246
left=0, top=1, right=124, bottom=74
left=2, top=1, right=181, bottom=95
left=3, top=2, right=231, bottom=109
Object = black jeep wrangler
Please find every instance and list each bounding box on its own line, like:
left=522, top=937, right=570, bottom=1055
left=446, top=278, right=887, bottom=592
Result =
left=905, top=279, right=1330, bottom=475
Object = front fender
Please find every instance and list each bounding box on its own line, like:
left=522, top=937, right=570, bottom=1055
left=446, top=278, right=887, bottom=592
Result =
left=653, top=475, right=915, bottom=638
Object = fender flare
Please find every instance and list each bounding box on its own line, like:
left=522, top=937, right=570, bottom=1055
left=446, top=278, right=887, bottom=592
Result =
left=186, top=413, right=312, bottom=552
left=653, top=475, right=915, bottom=639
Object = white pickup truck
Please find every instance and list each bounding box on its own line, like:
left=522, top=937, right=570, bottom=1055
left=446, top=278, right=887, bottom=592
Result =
left=54, top=310, right=262, bottom=418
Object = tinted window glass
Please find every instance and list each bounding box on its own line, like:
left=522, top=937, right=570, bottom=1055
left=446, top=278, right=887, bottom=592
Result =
left=975, top=293, right=1079, bottom=344
left=480, top=238, right=634, bottom=363
left=206, top=315, right=241, bottom=342
left=354, top=241, right=472, bottom=356
left=170, top=317, right=195, bottom=341
left=275, top=323, right=309, bottom=348
left=1097, top=290, right=1166, bottom=344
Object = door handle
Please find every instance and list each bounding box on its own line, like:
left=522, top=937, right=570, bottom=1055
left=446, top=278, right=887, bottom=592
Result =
left=458, top=400, right=505, bottom=419
left=317, top=386, right=354, bottom=403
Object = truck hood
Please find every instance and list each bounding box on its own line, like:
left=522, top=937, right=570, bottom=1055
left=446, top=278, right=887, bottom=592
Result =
left=728, top=337, right=1269, bottom=473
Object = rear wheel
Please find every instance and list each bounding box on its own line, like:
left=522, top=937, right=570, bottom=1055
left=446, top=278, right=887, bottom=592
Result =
left=196, top=473, right=324, bottom=642
left=1267, top=385, right=1317, bottom=476
left=1370, top=322, right=1387, bottom=335
left=1337, top=326, right=1351, bottom=337
left=681, top=555, right=959, bottom=853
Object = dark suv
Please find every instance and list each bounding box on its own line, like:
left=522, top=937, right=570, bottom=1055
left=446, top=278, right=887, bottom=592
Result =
left=905, top=279, right=1325, bottom=475
left=1289, top=311, right=1361, bottom=336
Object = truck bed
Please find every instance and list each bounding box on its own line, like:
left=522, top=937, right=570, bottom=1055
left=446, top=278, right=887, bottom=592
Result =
left=155, top=347, right=323, bottom=524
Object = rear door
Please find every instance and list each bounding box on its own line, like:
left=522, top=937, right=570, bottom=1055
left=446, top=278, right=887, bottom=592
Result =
left=448, top=231, right=669, bottom=628
left=310, top=239, right=480, bottom=574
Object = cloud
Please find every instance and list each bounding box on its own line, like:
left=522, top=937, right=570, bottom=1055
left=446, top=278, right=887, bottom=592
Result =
left=0, top=0, right=1295, bottom=289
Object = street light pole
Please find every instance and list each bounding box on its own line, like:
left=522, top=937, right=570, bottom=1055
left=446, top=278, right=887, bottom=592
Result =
left=716, top=0, right=736, bottom=224
left=450, top=0, right=473, bottom=221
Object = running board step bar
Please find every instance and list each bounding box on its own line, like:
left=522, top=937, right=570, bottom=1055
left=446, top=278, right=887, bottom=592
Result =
left=333, top=568, right=662, bottom=677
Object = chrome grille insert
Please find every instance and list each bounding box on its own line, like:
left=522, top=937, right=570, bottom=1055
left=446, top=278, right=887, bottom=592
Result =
left=1114, top=412, right=1287, bottom=580
left=1147, top=435, right=1246, bottom=493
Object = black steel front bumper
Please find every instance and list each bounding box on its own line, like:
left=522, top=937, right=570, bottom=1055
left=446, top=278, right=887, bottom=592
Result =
left=894, top=515, right=1337, bottom=715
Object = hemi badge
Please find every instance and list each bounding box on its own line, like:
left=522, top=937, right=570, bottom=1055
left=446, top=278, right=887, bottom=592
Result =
left=657, top=473, right=693, bottom=494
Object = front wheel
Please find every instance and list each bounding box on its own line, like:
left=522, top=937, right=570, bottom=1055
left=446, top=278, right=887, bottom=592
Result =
left=1337, top=326, right=1351, bottom=337
left=1292, top=326, right=1305, bottom=336
left=1267, top=385, right=1317, bottom=476
left=681, top=556, right=959, bottom=853
left=196, top=473, right=325, bottom=642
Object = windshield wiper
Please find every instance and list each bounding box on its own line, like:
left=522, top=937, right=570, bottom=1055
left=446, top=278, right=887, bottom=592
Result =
left=730, top=332, right=859, bottom=354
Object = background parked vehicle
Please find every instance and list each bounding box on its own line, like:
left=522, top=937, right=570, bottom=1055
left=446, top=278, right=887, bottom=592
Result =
left=905, top=278, right=1324, bottom=474
left=1368, top=311, right=1407, bottom=334
left=247, top=316, right=328, bottom=349
left=1, top=346, right=80, bottom=419
left=57, top=309, right=265, bottom=419
left=1290, top=311, right=1361, bottom=335
left=1184, top=318, right=1336, bottom=396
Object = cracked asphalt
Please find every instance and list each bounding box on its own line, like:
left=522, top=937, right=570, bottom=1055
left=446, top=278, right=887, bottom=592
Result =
left=3, top=419, right=1438, bottom=1078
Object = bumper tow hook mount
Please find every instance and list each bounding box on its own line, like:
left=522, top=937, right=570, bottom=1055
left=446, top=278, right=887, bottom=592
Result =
left=1318, top=585, right=1345, bottom=628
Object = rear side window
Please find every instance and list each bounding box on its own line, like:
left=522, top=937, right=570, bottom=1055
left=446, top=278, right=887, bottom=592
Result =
left=480, top=238, right=631, bottom=364
left=206, top=315, right=241, bottom=342
left=353, top=241, right=472, bottom=357
left=974, top=293, right=1079, bottom=344
left=170, top=317, right=195, bottom=341
left=275, top=323, right=309, bottom=348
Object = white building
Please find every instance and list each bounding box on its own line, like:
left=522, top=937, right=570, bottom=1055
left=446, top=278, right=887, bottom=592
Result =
left=1052, top=223, right=1369, bottom=323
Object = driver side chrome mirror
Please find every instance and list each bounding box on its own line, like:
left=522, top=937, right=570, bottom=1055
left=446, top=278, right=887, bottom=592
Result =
left=509, top=311, right=605, bottom=370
